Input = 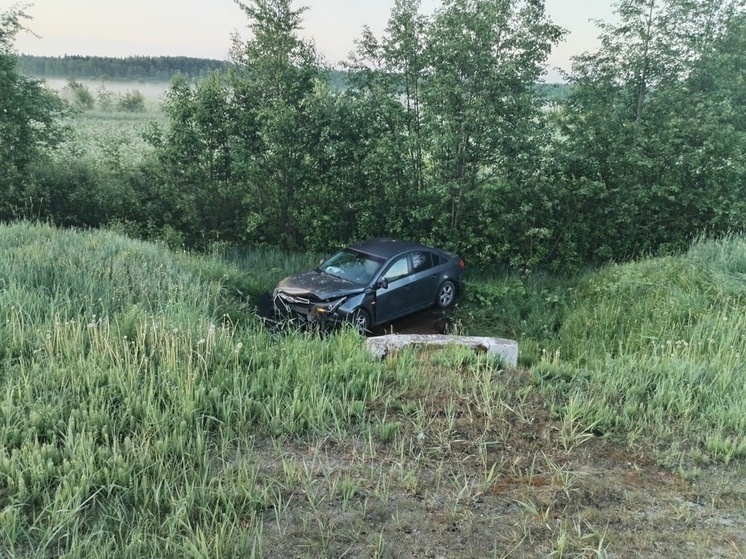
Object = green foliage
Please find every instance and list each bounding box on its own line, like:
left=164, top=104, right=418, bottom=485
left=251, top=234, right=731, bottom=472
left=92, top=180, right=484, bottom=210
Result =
left=137, top=0, right=579, bottom=266
left=421, top=0, right=563, bottom=234
left=557, top=0, right=746, bottom=261
left=115, top=89, right=146, bottom=112
left=340, top=0, right=569, bottom=267
left=7, top=0, right=746, bottom=274
left=0, top=6, right=69, bottom=219
left=147, top=72, right=248, bottom=247
left=230, top=0, right=326, bottom=248
left=47, top=0, right=737, bottom=273
left=61, top=77, right=95, bottom=110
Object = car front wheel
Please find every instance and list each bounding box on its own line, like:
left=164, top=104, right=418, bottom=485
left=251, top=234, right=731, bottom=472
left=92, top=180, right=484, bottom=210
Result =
left=352, top=308, right=371, bottom=335
left=435, top=280, right=456, bottom=309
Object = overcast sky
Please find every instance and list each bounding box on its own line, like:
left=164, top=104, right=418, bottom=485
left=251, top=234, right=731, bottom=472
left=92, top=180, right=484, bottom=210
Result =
left=9, top=0, right=616, bottom=81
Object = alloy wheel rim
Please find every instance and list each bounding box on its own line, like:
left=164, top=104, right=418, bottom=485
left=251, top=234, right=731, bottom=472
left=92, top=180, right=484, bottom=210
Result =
left=440, top=284, right=454, bottom=306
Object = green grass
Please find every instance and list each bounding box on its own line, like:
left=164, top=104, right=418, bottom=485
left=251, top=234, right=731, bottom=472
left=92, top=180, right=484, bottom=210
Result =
left=0, top=223, right=409, bottom=556
left=464, top=235, right=746, bottom=464
left=548, top=237, right=746, bottom=463
left=54, top=110, right=165, bottom=166
left=1, top=223, right=745, bottom=556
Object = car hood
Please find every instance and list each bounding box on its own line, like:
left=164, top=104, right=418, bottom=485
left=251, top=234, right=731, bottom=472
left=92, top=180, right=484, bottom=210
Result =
left=276, top=270, right=364, bottom=301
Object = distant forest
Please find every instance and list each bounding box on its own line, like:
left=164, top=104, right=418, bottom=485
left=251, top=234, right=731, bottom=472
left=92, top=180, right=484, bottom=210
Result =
left=18, top=54, right=355, bottom=89
left=17, top=54, right=230, bottom=81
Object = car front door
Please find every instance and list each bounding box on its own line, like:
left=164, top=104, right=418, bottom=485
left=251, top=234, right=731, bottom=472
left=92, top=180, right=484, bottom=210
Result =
left=374, top=255, right=414, bottom=324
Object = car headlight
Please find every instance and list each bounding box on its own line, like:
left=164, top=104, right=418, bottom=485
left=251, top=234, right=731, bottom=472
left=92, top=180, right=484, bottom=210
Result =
left=313, top=298, right=346, bottom=315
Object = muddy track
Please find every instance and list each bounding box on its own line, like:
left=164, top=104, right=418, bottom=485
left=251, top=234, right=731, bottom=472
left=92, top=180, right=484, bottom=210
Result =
left=369, top=307, right=453, bottom=336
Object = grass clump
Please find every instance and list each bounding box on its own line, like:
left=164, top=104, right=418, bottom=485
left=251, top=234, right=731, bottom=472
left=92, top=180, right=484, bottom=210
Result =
left=0, top=223, right=409, bottom=557
left=529, top=236, right=746, bottom=463
left=453, top=236, right=746, bottom=463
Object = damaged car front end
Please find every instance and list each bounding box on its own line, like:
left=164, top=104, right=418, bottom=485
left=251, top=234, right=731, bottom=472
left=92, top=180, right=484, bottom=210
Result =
left=270, top=247, right=385, bottom=331
left=272, top=277, right=371, bottom=331
left=272, top=290, right=357, bottom=329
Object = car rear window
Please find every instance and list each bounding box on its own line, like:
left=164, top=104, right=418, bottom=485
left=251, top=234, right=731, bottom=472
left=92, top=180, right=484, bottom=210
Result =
left=411, top=251, right=434, bottom=273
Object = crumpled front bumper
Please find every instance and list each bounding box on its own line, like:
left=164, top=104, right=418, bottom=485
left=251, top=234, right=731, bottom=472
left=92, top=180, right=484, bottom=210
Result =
left=264, top=291, right=348, bottom=329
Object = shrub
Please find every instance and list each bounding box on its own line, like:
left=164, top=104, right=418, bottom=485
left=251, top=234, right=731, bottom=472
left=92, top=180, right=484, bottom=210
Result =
left=116, top=89, right=146, bottom=112
left=61, top=78, right=94, bottom=110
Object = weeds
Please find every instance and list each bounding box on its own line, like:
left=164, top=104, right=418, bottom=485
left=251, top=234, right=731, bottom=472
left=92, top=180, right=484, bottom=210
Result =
left=2, top=224, right=746, bottom=558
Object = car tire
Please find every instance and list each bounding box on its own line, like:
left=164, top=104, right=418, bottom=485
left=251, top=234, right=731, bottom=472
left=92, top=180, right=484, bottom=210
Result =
left=435, top=280, right=456, bottom=309
left=352, top=308, right=371, bottom=336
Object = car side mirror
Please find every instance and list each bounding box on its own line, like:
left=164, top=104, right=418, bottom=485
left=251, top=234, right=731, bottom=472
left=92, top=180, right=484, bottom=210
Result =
left=377, top=278, right=389, bottom=290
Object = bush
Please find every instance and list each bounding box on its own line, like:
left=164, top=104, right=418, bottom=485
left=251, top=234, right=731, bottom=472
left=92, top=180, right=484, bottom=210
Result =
left=116, top=89, right=146, bottom=112
left=96, top=83, right=114, bottom=110
left=61, top=78, right=94, bottom=110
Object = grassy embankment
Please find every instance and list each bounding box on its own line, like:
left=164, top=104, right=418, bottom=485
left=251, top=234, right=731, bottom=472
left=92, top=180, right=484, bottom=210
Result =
left=462, top=239, right=746, bottom=465
left=1, top=222, right=745, bottom=557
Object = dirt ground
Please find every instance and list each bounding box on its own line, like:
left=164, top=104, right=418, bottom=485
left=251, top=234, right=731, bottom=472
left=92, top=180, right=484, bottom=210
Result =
left=250, top=299, right=745, bottom=557
left=237, top=361, right=746, bottom=558
left=369, top=307, right=453, bottom=336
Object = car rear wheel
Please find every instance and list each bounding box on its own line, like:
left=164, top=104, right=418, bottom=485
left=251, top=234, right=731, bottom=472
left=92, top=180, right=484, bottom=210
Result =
left=352, top=308, right=371, bottom=335
left=436, top=280, right=456, bottom=309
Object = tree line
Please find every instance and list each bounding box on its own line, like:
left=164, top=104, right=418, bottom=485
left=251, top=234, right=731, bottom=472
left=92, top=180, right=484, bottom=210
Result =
left=17, top=54, right=229, bottom=81
left=18, top=53, right=351, bottom=89
left=2, top=0, right=745, bottom=271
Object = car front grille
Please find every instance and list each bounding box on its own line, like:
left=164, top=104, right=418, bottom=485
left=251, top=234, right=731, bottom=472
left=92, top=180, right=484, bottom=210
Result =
left=273, top=291, right=322, bottom=322
left=276, top=293, right=311, bottom=305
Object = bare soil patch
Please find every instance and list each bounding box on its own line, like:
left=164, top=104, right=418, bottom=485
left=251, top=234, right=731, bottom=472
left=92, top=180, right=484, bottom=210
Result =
left=370, top=308, right=453, bottom=336
left=234, top=362, right=746, bottom=558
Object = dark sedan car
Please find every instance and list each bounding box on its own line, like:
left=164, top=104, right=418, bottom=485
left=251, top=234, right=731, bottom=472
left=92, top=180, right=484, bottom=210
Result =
left=272, top=238, right=465, bottom=333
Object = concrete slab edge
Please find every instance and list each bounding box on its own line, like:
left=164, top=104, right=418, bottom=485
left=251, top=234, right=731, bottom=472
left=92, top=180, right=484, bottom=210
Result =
left=365, top=334, right=518, bottom=367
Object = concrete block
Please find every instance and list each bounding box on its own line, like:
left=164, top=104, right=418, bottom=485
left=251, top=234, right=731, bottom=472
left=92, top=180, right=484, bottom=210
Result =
left=365, top=334, right=518, bottom=367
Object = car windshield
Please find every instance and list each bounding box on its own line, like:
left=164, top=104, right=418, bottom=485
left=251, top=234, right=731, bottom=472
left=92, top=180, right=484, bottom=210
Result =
left=319, top=249, right=384, bottom=285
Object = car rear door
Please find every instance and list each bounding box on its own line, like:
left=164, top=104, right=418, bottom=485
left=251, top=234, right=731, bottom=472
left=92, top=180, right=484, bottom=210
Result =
left=408, top=250, right=441, bottom=309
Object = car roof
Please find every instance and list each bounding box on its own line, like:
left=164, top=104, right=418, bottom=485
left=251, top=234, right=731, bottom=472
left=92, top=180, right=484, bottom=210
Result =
left=347, top=238, right=433, bottom=260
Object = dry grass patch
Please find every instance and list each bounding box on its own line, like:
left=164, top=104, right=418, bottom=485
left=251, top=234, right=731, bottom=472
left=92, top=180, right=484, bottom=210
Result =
left=219, top=349, right=746, bottom=558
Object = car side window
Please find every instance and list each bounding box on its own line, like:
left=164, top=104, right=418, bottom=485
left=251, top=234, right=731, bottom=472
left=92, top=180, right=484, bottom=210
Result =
left=383, top=256, right=410, bottom=281
left=411, top=251, right=433, bottom=273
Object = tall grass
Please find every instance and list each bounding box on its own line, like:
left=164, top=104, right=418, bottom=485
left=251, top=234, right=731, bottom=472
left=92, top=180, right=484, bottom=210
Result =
left=531, top=236, right=746, bottom=463
left=2, top=223, right=745, bottom=557
left=0, top=223, right=408, bottom=557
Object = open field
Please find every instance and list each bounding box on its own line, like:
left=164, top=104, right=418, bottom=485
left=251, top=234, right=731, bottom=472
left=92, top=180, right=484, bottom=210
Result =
left=41, top=79, right=169, bottom=165
left=52, top=111, right=165, bottom=165
left=0, top=223, right=745, bottom=557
